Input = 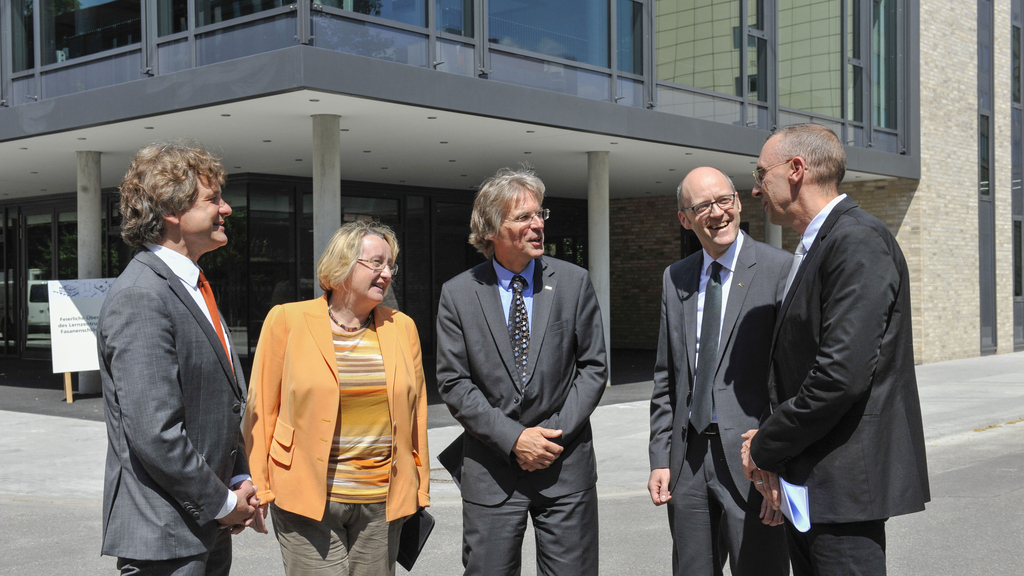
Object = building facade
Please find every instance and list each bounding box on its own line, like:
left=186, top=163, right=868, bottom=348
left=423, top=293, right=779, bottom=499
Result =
left=0, top=0, right=1018, bottom=380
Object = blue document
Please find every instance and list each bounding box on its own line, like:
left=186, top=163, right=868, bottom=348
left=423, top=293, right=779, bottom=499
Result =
left=779, top=477, right=811, bottom=532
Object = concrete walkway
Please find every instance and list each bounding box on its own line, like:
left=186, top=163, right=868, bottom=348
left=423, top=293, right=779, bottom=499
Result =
left=2, top=351, right=1023, bottom=575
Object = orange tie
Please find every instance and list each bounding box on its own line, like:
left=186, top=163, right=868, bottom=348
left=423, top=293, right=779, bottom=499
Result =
left=198, top=271, right=233, bottom=373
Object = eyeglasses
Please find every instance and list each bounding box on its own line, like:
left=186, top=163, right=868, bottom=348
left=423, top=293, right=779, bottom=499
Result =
left=357, top=259, right=398, bottom=275
left=507, top=209, right=550, bottom=225
left=752, top=158, right=797, bottom=186
left=681, top=193, right=737, bottom=217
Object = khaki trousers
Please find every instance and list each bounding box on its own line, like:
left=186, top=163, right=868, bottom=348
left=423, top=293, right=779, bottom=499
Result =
left=270, top=501, right=405, bottom=576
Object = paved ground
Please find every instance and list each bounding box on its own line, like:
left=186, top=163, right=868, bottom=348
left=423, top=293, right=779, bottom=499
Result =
left=2, top=350, right=1024, bottom=575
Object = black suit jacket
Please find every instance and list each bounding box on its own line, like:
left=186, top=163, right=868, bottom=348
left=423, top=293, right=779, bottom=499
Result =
left=99, top=249, right=248, bottom=560
left=436, top=257, right=608, bottom=505
left=750, top=198, right=930, bottom=523
left=650, top=233, right=791, bottom=501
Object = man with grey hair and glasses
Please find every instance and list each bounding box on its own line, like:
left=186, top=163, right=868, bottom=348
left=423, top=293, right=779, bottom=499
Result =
left=436, top=166, right=608, bottom=576
left=649, top=166, right=791, bottom=576
left=743, top=123, right=929, bottom=575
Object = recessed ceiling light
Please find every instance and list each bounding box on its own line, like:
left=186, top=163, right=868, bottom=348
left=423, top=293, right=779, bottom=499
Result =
left=655, top=181, right=662, bottom=184
left=341, top=128, right=349, bottom=132
left=684, top=152, right=693, bottom=156
left=427, top=116, right=437, bottom=119
left=449, top=159, right=456, bottom=162
left=263, top=140, right=272, bottom=143
left=440, top=141, right=448, bottom=144
left=461, top=174, right=468, bottom=177
left=526, top=130, right=535, bottom=133
left=19, top=147, right=28, bottom=150
left=234, top=166, right=241, bottom=169
left=364, top=150, right=372, bottom=153
left=399, top=180, right=406, bottom=183
left=221, top=114, right=231, bottom=117
left=295, top=159, right=302, bottom=162
left=309, top=99, right=320, bottom=102
left=30, top=171, right=38, bottom=174
left=524, top=152, right=532, bottom=154
left=77, top=137, right=86, bottom=140
left=381, top=167, right=388, bottom=170
left=144, top=126, right=154, bottom=130
left=610, top=142, right=618, bottom=145
left=669, top=168, right=676, bottom=172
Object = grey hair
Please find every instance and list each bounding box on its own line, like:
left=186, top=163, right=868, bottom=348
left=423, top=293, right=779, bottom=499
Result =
left=469, top=166, right=546, bottom=259
left=771, top=123, right=846, bottom=190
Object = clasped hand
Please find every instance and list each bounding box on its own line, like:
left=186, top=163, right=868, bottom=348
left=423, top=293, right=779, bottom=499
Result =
left=741, top=429, right=784, bottom=527
left=513, top=427, right=563, bottom=471
left=217, top=479, right=268, bottom=534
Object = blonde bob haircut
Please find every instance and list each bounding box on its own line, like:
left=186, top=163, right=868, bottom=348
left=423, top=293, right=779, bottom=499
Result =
left=469, top=166, right=545, bottom=259
left=120, top=140, right=226, bottom=248
left=317, top=220, right=400, bottom=293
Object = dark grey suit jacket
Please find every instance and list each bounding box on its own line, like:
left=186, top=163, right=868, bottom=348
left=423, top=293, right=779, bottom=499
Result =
left=649, top=232, right=791, bottom=500
left=436, top=257, right=608, bottom=505
left=98, top=248, right=248, bottom=560
left=751, top=198, right=930, bottom=523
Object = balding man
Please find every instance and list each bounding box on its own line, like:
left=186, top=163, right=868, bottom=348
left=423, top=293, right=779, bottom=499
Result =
left=649, top=167, right=791, bottom=576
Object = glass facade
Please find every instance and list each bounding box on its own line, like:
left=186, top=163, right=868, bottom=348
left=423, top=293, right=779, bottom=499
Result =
left=778, top=0, right=842, bottom=119
left=41, top=0, right=141, bottom=65
left=12, top=0, right=34, bottom=72
left=489, top=0, right=608, bottom=68
left=157, top=0, right=188, bottom=36
left=317, top=0, right=427, bottom=28
left=657, top=0, right=741, bottom=96
left=437, top=0, right=472, bottom=36
left=196, top=0, right=295, bottom=28
left=617, top=0, right=643, bottom=74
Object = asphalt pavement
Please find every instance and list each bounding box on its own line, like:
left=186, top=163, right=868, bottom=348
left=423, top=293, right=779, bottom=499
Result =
left=2, top=350, right=1024, bottom=575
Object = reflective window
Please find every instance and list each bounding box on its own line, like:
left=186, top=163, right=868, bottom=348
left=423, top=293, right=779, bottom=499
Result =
left=158, top=0, right=188, bottom=36
left=41, top=0, right=141, bottom=65
left=437, top=0, right=472, bottom=36
left=747, top=35, right=766, bottom=102
left=489, top=0, right=609, bottom=68
left=196, top=0, right=295, bottom=28
left=1014, top=26, right=1021, bottom=104
left=778, top=0, right=841, bottom=118
left=656, top=0, right=740, bottom=96
left=748, top=0, right=763, bottom=29
left=872, top=0, right=897, bottom=128
left=617, top=0, right=642, bottom=74
left=12, top=0, right=34, bottom=71
left=317, top=0, right=426, bottom=28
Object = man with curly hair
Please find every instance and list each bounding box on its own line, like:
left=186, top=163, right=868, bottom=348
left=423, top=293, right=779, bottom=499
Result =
left=98, top=141, right=264, bottom=576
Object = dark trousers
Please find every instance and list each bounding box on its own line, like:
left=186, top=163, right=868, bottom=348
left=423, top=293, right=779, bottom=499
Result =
left=787, top=519, right=887, bottom=576
left=461, top=479, right=599, bottom=576
left=666, top=425, right=788, bottom=576
left=116, top=530, right=231, bottom=576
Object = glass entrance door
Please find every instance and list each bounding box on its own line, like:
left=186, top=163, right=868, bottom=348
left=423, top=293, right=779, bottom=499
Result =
left=20, top=207, right=77, bottom=357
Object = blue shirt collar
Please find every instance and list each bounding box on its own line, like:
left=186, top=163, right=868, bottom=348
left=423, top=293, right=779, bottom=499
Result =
left=493, top=258, right=536, bottom=291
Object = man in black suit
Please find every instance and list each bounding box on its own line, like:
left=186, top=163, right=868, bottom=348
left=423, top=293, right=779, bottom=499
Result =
left=742, top=124, right=930, bottom=575
left=436, top=167, right=608, bottom=576
left=649, top=167, right=790, bottom=576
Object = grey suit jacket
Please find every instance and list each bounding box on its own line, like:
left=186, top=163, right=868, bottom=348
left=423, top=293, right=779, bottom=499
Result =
left=98, top=248, right=248, bottom=561
left=649, top=233, right=791, bottom=501
left=436, top=257, right=608, bottom=505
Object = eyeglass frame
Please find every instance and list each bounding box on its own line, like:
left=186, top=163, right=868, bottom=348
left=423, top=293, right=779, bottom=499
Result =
left=356, top=259, right=398, bottom=275
left=506, top=208, right=550, bottom=224
left=752, top=157, right=798, bottom=186
left=680, top=193, right=738, bottom=217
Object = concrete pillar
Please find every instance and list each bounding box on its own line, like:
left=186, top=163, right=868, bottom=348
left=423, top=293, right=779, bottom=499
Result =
left=764, top=212, right=783, bottom=249
left=77, top=151, right=102, bottom=394
left=312, top=114, right=342, bottom=297
left=587, top=151, right=611, bottom=385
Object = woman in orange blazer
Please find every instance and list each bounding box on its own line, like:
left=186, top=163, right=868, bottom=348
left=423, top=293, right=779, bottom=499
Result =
left=243, top=221, right=429, bottom=576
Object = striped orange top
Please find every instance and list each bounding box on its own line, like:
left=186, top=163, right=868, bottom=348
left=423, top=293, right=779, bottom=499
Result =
left=327, top=324, right=392, bottom=504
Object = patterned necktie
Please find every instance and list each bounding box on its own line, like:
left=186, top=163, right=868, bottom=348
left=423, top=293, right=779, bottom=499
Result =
left=691, top=261, right=722, bottom=433
left=509, top=275, right=530, bottom=387
left=198, top=271, right=233, bottom=374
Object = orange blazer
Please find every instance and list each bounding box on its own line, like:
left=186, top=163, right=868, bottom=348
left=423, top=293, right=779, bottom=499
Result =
left=243, top=296, right=429, bottom=522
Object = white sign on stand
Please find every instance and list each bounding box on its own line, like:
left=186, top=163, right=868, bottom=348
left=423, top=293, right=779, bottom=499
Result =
left=48, top=279, right=115, bottom=374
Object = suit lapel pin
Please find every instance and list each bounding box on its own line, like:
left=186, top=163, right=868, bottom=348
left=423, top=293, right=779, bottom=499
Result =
left=544, top=286, right=553, bottom=290
left=738, top=283, right=744, bottom=287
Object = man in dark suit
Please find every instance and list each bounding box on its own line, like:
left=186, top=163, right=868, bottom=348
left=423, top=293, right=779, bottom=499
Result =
left=436, top=167, right=608, bottom=576
left=99, top=142, right=265, bottom=576
left=648, top=167, right=790, bottom=576
left=742, top=124, right=930, bottom=575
